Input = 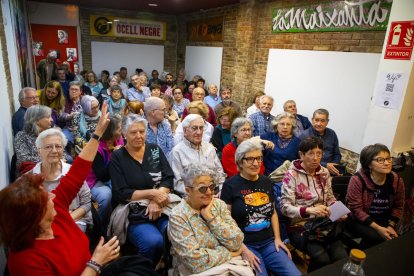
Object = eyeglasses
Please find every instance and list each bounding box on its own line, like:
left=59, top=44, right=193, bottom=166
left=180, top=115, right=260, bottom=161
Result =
left=189, top=125, right=204, bottom=132
left=25, top=96, right=39, bottom=100
left=41, top=144, right=64, bottom=152
left=190, top=184, right=216, bottom=194
left=91, top=105, right=99, bottom=110
left=242, top=156, right=263, bottom=165
left=372, top=157, right=392, bottom=164
left=239, top=128, right=252, bottom=133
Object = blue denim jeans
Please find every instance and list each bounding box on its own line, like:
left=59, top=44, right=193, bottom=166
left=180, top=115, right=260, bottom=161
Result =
left=127, top=215, right=168, bottom=265
left=91, top=181, right=112, bottom=228
left=246, top=238, right=301, bottom=276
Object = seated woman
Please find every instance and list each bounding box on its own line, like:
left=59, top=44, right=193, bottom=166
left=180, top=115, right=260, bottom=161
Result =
left=98, top=75, right=120, bottom=106
left=246, top=91, right=265, bottom=118
left=60, top=81, right=83, bottom=146
left=281, top=136, right=347, bottom=272
left=221, top=138, right=300, bottom=276
left=174, top=101, right=214, bottom=146
left=106, top=85, right=127, bottom=117
left=172, top=86, right=190, bottom=118
left=32, top=128, right=92, bottom=232
left=160, top=94, right=179, bottom=134
left=346, top=143, right=404, bottom=249
left=168, top=164, right=247, bottom=275
left=110, top=114, right=174, bottom=266
left=84, top=70, right=104, bottom=98
left=0, top=104, right=125, bottom=275
left=73, top=95, right=101, bottom=153
left=86, top=115, right=124, bottom=227
left=211, top=106, right=238, bottom=159
left=261, top=112, right=300, bottom=175
left=14, top=105, right=54, bottom=176
left=222, top=118, right=270, bottom=178
left=38, top=81, right=65, bottom=127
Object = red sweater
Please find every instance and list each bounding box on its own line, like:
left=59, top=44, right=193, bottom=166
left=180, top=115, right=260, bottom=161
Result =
left=8, top=157, right=93, bottom=275
left=222, top=142, right=265, bottom=178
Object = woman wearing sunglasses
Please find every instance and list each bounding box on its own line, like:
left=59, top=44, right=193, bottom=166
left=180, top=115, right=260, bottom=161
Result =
left=346, top=143, right=405, bottom=249
left=221, top=138, right=300, bottom=276
left=168, top=164, right=247, bottom=275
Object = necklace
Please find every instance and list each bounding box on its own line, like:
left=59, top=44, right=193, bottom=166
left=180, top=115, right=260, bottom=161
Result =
left=277, top=136, right=292, bottom=149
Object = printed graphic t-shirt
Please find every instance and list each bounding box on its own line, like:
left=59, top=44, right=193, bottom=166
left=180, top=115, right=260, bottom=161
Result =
left=221, top=174, right=275, bottom=243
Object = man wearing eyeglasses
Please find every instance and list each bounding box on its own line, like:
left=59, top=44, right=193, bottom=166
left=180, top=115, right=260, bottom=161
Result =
left=12, top=87, right=39, bottom=136
left=144, top=97, right=174, bottom=160
left=170, top=114, right=226, bottom=195
left=300, top=108, right=342, bottom=176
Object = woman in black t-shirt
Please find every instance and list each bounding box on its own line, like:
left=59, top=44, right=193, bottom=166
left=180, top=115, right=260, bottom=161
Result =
left=221, top=138, right=300, bottom=276
left=346, top=143, right=405, bottom=249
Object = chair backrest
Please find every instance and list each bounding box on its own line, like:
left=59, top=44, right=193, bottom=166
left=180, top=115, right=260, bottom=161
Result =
left=331, top=176, right=352, bottom=201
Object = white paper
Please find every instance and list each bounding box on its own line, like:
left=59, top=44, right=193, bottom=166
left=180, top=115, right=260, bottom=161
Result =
left=375, top=72, right=406, bottom=110
left=329, top=201, right=351, bottom=222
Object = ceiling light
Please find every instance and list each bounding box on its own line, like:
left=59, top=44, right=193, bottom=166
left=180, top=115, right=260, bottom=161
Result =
left=113, top=19, right=119, bottom=22
left=148, top=3, right=158, bottom=7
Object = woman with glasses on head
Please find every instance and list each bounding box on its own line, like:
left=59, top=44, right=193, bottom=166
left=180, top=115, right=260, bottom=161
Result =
left=30, top=128, right=92, bottom=232
left=168, top=164, right=249, bottom=275
left=281, top=136, right=347, bottom=272
left=346, top=143, right=405, bottom=249
left=222, top=118, right=272, bottom=178
left=221, top=138, right=300, bottom=276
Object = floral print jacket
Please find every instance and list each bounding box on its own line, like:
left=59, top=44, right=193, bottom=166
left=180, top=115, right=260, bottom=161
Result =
left=281, top=159, right=336, bottom=226
left=168, top=198, right=244, bottom=275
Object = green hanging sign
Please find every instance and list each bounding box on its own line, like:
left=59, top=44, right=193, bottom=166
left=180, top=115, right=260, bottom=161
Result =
left=272, top=0, right=393, bottom=33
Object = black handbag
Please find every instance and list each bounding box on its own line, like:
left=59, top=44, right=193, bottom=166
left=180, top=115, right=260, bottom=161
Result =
left=302, top=217, right=342, bottom=242
left=128, top=203, right=149, bottom=224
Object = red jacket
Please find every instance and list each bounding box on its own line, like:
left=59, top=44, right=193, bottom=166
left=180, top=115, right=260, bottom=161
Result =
left=346, top=169, right=405, bottom=226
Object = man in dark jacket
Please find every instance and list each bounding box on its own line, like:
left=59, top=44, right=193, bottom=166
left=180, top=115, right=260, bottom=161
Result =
left=283, top=100, right=311, bottom=137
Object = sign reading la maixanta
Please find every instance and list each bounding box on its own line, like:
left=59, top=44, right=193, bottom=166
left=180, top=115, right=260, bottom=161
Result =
left=272, top=0, right=392, bottom=33
left=90, top=15, right=166, bottom=40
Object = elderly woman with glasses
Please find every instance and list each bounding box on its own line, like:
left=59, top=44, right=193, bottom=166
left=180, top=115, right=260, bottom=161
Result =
left=281, top=136, right=347, bottom=272
left=73, top=95, right=101, bottom=153
left=31, top=128, right=92, bottom=232
left=346, top=143, right=405, bottom=249
left=14, top=105, right=54, bottom=176
left=261, top=112, right=300, bottom=176
left=221, top=138, right=300, bottom=276
left=168, top=164, right=246, bottom=275
left=110, top=114, right=174, bottom=266
left=221, top=118, right=272, bottom=178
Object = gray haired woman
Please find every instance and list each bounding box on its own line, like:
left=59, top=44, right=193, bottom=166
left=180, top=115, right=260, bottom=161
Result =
left=222, top=117, right=273, bottom=178
left=33, top=128, right=92, bottom=232
left=221, top=138, right=300, bottom=276
left=168, top=163, right=246, bottom=275
left=261, top=112, right=300, bottom=175
left=14, top=105, right=54, bottom=176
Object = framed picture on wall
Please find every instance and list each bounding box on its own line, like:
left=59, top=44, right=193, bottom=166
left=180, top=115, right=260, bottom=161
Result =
left=32, top=41, right=44, bottom=56
left=66, top=48, right=77, bottom=62
left=57, top=30, right=68, bottom=44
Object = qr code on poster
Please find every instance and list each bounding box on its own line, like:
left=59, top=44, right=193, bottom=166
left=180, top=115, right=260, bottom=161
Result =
left=385, top=83, right=394, bottom=92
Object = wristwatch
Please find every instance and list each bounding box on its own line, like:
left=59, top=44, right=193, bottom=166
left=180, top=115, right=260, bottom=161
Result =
left=91, top=133, right=102, bottom=141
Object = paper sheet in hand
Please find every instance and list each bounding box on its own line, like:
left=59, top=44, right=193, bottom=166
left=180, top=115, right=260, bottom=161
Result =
left=329, top=201, right=350, bottom=222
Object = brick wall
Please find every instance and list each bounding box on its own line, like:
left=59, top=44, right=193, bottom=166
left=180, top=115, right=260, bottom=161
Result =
left=178, top=0, right=386, bottom=108
left=79, top=7, right=178, bottom=74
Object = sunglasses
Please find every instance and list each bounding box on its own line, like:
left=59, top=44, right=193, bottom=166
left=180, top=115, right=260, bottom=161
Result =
left=190, top=184, right=216, bottom=194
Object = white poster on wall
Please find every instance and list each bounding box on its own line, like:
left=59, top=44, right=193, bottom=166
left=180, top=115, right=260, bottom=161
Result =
left=375, top=72, right=406, bottom=110
left=185, top=46, right=223, bottom=89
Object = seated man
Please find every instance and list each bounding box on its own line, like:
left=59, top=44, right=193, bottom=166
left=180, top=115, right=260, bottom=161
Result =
left=12, top=87, right=39, bottom=136
left=127, top=74, right=150, bottom=102
left=250, top=95, right=275, bottom=137
left=214, top=86, right=243, bottom=117
left=181, top=87, right=217, bottom=126
left=144, top=96, right=174, bottom=159
left=170, top=114, right=226, bottom=195
left=300, top=108, right=342, bottom=176
left=283, top=99, right=311, bottom=137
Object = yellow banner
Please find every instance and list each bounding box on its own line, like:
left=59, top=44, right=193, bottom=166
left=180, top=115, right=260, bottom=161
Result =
left=187, top=17, right=223, bottom=42
left=90, top=15, right=166, bottom=40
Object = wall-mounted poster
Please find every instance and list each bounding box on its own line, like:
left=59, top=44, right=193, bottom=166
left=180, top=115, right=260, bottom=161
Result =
left=58, top=30, right=68, bottom=44
left=66, top=48, right=77, bottom=62
left=32, top=41, right=44, bottom=56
